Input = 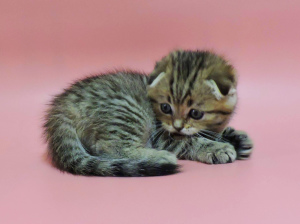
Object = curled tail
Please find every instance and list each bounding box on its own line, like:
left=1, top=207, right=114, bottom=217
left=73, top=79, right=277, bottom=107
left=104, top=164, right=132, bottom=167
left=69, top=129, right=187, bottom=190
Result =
left=44, top=118, right=178, bottom=177
left=48, top=149, right=179, bottom=177
left=46, top=142, right=179, bottom=177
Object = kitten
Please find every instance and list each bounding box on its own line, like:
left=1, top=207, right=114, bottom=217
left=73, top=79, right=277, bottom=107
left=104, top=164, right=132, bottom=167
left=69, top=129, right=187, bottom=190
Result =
left=44, top=50, right=253, bottom=176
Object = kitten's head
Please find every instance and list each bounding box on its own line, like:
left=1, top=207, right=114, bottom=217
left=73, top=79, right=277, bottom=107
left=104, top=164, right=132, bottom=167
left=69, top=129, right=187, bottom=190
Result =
left=147, top=50, right=237, bottom=137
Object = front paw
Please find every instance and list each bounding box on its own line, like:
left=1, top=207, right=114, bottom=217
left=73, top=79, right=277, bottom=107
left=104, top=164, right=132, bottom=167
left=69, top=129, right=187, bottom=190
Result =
left=199, top=143, right=237, bottom=164
left=222, top=127, right=254, bottom=160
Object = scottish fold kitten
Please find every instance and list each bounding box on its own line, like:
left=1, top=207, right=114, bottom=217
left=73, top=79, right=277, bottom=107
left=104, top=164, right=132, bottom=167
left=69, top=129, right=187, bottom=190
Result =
left=44, top=50, right=253, bottom=176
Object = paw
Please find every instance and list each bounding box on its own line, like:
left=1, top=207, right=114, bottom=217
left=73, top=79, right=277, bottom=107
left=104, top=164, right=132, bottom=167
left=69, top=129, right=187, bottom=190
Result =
left=156, top=150, right=178, bottom=165
left=222, top=127, right=254, bottom=160
left=201, top=143, right=237, bottom=164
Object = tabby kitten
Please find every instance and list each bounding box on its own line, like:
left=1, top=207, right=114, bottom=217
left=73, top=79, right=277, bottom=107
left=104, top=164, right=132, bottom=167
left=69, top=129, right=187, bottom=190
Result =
left=44, top=50, right=253, bottom=177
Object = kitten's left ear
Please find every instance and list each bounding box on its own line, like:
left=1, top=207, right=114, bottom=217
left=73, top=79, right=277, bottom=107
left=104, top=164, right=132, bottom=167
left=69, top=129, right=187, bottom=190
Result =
left=205, top=71, right=237, bottom=100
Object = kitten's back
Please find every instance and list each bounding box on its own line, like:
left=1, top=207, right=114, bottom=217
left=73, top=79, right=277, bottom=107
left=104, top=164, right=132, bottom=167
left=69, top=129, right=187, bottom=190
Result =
left=44, top=71, right=178, bottom=176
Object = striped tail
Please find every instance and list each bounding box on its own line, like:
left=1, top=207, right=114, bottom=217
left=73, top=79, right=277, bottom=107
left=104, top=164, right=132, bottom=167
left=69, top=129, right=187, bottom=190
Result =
left=47, top=147, right=179, bottom=177
left=44, top=124, right=179, bottom=177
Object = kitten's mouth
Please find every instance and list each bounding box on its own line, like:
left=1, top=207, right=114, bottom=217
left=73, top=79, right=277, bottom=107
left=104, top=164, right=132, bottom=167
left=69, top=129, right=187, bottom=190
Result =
left=170, top=132, right=186, bottom=139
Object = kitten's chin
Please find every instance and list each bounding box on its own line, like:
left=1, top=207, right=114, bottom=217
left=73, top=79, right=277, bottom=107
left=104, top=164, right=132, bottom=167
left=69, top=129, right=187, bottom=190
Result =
left=170, top=132, right=187, bottom=140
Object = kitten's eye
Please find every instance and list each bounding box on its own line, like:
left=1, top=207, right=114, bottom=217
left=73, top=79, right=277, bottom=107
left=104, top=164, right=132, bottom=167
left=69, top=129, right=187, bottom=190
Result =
left=189, top=109, right=204, bottom=120
left=161, top=103, right=172, bottom=114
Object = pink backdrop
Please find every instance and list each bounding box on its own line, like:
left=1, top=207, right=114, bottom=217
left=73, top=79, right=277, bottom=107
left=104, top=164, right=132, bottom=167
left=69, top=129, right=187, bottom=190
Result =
left=1, top=1, right=300, bottom=223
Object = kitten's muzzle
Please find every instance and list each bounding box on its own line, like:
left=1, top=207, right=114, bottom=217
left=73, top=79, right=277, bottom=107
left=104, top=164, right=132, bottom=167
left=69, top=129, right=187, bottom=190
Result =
left=173, top=119, right=184, bottom=132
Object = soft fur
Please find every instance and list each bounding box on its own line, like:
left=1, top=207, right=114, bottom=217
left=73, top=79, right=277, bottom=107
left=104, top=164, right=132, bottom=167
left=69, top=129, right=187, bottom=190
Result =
left=44, top=50, right=253, bottom=177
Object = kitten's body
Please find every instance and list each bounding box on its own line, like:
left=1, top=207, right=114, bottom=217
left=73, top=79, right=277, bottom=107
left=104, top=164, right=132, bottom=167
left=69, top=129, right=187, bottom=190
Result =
left=44, top=50, right=253, bottom=176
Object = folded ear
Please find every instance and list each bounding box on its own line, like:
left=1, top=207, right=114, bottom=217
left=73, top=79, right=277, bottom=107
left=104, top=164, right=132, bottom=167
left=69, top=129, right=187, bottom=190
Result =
left=204, top=71, right=237, bottom=100
left=149, top=72, right=166, bottom=88
left=148, top=54, right=173, bottom=86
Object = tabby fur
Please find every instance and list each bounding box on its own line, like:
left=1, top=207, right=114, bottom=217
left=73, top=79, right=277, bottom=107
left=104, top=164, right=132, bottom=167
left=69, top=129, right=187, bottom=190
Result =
left=44, top=50, right=253, bottom=176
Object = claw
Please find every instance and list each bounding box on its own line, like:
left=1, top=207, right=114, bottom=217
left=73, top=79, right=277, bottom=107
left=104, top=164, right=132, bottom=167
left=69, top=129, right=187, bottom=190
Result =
left=225, top=153, right=233, bottom=163
left=212, top=154, right=219, bottom=164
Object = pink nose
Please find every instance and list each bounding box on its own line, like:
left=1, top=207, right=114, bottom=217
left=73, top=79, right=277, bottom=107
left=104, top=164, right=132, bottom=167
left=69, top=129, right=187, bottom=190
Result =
left=173, top=119, right=183, bottom=132
left=174, top=126, right=183, bottom=132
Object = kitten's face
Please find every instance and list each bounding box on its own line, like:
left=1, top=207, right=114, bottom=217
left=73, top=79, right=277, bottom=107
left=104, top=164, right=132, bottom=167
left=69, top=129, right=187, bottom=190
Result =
left=147, top=50, right=237, bottom=137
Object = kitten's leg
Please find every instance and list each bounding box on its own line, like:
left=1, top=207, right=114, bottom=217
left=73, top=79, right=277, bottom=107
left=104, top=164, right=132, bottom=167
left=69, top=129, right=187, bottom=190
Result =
left=186, top=138, right=237, bottom=164
left=90, top=138, right=178, bottom=176
left=166, top=138, right=237, bottom=164
left=122, top=146, right=178, bottom=166
left=222, top=127, right=254, bottom=160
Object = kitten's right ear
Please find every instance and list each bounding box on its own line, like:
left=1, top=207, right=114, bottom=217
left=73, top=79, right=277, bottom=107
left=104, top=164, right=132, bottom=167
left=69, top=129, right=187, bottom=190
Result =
left=148, top=55, right=173, bottom=86
left=148, top=72, right=167, bottom=88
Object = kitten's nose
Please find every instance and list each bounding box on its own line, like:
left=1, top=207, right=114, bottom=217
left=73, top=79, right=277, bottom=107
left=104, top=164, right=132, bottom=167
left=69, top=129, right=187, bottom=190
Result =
left=174, top=127, right=183, bottom=132
left=173, top=119, right=183, bottom=132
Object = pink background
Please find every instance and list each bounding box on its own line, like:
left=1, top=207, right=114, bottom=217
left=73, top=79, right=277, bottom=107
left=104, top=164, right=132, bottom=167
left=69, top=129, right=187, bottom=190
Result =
left=1, top=0, right=300, bottom=223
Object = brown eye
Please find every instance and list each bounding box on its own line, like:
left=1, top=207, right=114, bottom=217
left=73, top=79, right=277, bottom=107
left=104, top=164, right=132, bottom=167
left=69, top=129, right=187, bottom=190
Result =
left=189, top=109, right=204, bottom=120
left=161, top=103, right=172, bottom=114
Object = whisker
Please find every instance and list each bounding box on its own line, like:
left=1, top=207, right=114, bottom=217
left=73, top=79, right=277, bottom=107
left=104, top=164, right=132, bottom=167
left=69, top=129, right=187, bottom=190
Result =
left=202, top=129, right=230, bottom=142
left=146, top=127, right=164, bottom=146
left=198, top=130, right=230, bottom=143
left=150, top=128, right=164, bottom=141
left=168, top=132, right=174, bottom=141
left=158, top=131, right=171, bottom=150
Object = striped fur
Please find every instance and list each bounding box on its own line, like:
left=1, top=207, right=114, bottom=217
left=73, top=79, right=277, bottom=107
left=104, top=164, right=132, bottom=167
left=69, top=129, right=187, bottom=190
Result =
left=44, top=50, right=253, bottom=177
left=148, top=50, right=252, bottom=162
left=147, top=50, right=237, bottom=135
left=44, top=72, right=178, bottom=176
